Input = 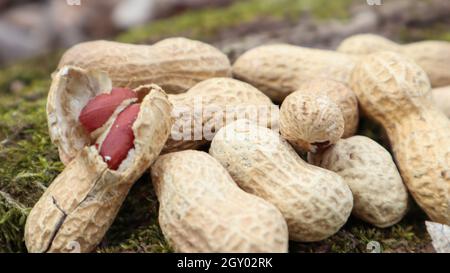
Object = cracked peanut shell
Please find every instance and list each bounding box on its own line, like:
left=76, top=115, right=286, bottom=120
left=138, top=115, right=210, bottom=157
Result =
left=25, top=86, right=173, bottom=253
left=47, top=66, right=147, bottom=165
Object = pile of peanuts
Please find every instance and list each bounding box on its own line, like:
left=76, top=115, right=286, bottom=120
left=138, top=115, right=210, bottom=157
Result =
left=24, top=34, right=450, bottom=253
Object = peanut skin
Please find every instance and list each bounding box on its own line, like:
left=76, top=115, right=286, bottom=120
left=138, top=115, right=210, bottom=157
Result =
left=338, top=34, right=450, bottom=87
left=79, top=87, right=137, bottom=133
left=308, top=136, right=409, bottom=228
left=98, top=103, right=140, bottom=170
left=210, top=120, right=353, bottom=242
left=58, top=38, right=232, bottom=93
left=151, top=150, right=289, bottom=253
left=350, top=51, right=450, bottom=225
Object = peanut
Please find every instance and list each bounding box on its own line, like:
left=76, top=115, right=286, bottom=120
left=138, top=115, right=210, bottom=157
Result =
left=209, top=119, right=353, bottom=242
left=163, top=77, right=278, bottom=153
left=338, top=34, right=450, bottom=87
left=308, top=136, right=409, bottom=228
left=295, top=79, right=359, bottom=138
left=350, top=51, right=450, bottom=225
left=25, top=85, right=173, bottom=253
left=48, top=66, right=138, bottom=165
left=58, top=38, right=232, bottom=93
left=98, top=103, right=140, bottom=170
left=432, top=86, right=450, bottom=118
left=232, top=44, right=357, bottom=102
left=79, top=87, right=137, bottom=133
left=280, top=92, right=344, bottom=153
left=151, top=150, right=289, bottom=253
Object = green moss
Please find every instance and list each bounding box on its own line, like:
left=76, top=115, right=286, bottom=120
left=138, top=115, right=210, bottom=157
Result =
left=0, top=79, right=63, bottom=252
left=399, top=22, right=450, bottom=42
left=98, top=174, right=171, bottom=253
left=0, top=193, right=29, bottom=253
left=0, top=52, right=61, bottom=95
left=290, top=203, right=430, bottom=253
left=118, top=0, right=354, bottom=44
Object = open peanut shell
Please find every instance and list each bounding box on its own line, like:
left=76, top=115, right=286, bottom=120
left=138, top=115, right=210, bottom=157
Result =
left=47, top=66, right=161, bottom=165
left=25, top=76, right=173, bottom=252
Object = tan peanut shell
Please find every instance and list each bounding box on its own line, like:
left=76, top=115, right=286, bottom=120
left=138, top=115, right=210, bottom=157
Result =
left=280, top=92, right=344, bottom=153
left=308, top=136, right=409, bottom=227
left=151, top=150, right=289, bottom=253
left=25, top=86, right=173, bottom=252
left=209, top=120, right=353, bottom=242
left=232, top=44, right=357, bottom=102
left=338, top=34, right=450, bottom=87
left=350, top=51, right=450, bottom=225
left=58, top=37, right=232, bottom=93
left=337, top=34, right=400, bottom=55
left=47, top=66, right=168, bottom=165
left=295, top=79, right=359, bottom=138
left=47, top=66, right=120, bottom=165
left=432, top=86, right=450, bottom=118
left=163, top=77, right=278, bottom=153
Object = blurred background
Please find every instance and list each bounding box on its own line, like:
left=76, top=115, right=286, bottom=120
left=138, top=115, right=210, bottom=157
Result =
left=0, top=0, right=449, bottom=253
left=0, top=0, right=449, bottom=65
left=0, top=0, right=234, bottom=64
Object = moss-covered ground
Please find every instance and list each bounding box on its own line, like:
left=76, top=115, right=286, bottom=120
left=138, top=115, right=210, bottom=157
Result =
left=0, top=0, right=446, bottom=253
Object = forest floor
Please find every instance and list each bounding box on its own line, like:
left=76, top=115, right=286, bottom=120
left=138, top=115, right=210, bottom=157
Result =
left=1, top=0, right=449, bottom=253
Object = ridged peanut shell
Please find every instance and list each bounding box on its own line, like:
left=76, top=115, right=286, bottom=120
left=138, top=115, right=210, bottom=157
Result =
left=151, top=150, right=289, bottom=253
left=47, top=66, right=158, bottom=165
left=432, top=86, right=450, bottom=118
left=337, top=34, right=401, bottom=55
left=338, top=34, right=450, bottom=87
left=402, top=41, right=450, bottom=87
left=280, top=92, right=344, bottom=153
left=350, top=51, right=450, bottom=225
left=308, top=136, right=409, bottom=227
left=232, top=44, right=356, bottom=102
left=25, top=87, right=173, bottom=252
left=210, top=120, right=353, bottom=242
left=295, top=79, right=359, bottom=138
left=164, top=78, right=278, bottom=153
left=58, top=37, right=231, bottom=93
left=47, top=66, right=114, bottom=165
